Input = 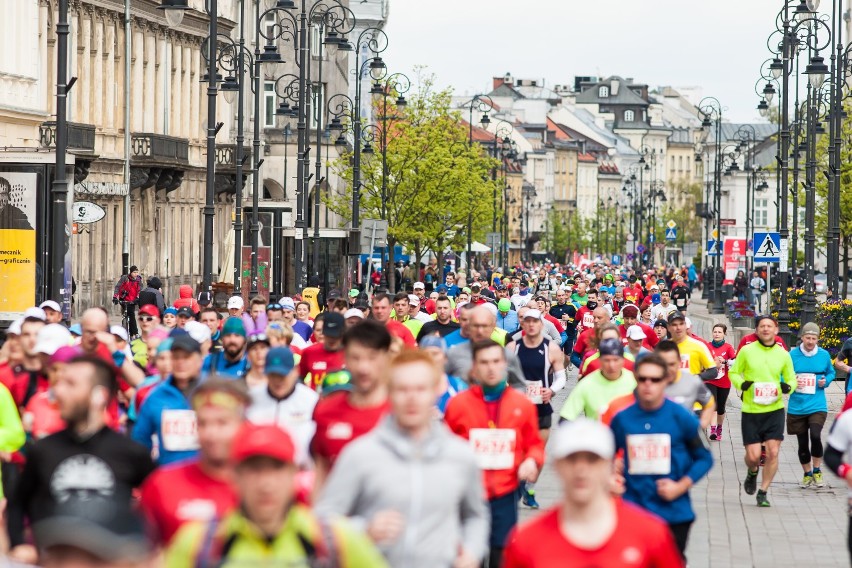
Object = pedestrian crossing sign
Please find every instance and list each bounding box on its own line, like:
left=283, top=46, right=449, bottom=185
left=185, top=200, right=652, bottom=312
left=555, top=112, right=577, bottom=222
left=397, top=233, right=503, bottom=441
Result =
left=665, top=227, right=677, bottom=240
left=753, top=231, right=780, bottom=262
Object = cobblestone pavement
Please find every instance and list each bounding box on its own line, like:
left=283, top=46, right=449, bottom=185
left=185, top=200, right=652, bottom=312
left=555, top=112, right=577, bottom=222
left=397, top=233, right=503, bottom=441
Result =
left=522, top=331, right=850, bottom=567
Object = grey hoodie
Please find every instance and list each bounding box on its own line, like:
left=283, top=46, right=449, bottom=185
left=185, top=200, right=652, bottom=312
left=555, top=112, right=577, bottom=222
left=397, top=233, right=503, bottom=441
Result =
left=315, top=416, right=489, bottom=568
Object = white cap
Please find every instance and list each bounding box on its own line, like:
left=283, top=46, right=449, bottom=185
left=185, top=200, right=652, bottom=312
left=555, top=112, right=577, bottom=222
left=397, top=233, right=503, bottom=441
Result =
left=110, top=325, right=129, bottom=342
left=24, top=307, right=46, bottom=321
left=184, top=320, right=212, bottom=344
left=626, top=324, right=647, bottom=341
left=408, top=294, right=420, bottom=306
left=650, top=284, right=660, bottom=290
left=344, top=308, right=365, bottom=320
left=482, top=302, right=498, bottom=318
left=523, top=308, right=543, bottom=320
left=413, top=281, right=425, bottom=290
left=7, top=318, right=24, bottom=335
left=685, top=317, right=693, bottom=329
left=551, top=418, right=615, bottom=460
left=34, top=324, right=72, bottom=355
left=39, top=300, right=61, bottom=313
left=227, top=296, right=244, bottom=310
left=280, top=297, right=296, bottom=311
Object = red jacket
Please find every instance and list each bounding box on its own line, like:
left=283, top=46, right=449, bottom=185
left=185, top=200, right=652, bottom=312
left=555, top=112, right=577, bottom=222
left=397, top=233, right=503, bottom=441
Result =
left=114, top=274, right=142, bottom=303
left=444, top=385, right=545, bottom=500
left=618, top=322, right=658, bottom=350
left=173, top=285, right=200, bottom=314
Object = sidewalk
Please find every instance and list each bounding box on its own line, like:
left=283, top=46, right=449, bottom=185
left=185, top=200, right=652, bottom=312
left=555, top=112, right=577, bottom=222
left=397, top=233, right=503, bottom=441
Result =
left=522, top=346, right=850, bottom=567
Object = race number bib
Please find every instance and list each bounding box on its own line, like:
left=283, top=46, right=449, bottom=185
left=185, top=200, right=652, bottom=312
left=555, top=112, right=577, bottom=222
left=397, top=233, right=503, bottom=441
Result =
left=469, top=428, right=516, bottom=470
left=583, top=313, right=594, bottom=328
left=526, top=381, right=544, bottom=404
left=796, top=373, right=817, bottom=395
left=161, top=410, right=199, bottom=452
left=680, top=354, right=691, bottom=370
left=716, top=366, right=725, bottom=380
left=626, top=434, right=672, bottom=475
left=753, top=382, right=779, bottom=405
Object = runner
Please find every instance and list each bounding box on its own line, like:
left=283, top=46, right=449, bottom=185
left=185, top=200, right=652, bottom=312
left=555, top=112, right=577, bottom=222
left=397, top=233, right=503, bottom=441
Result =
left=617, top=304, right=658, bottom=349
left=549, top=289, right=577, bottom=359
left=650, top=289, right=678, bottom=322
left=610, top=354, right=713, bottom=560
left=201, top=317, right=248, bottom=379
left=298, top=312, right=345, bottom=391
left=654, top=340, right=715, bottom=428
left=574, top=290, right=600, bottom=336
left=570, top=307, right=610, bottom=369
left=315, top=349, right=488, bottom=568
left=370, top=292, right=417, bottom=347
left=728, top=315, right=796, bottom=507
left=824, top=404, right=852, bottom=562
left=560, top=338, right=636, bottom=421
left=707, top=323, right=736, bottom=441
left=625, top=325, right=652, bottom=363
left=417, top=295, right=460, bottom=339
left=503, top=420, right=685, bottom=568
left=667, top=311, right=717, bottom=381
left=507, top=309, right=566, bottom=508
left=788, top=322, right=835, bottom=488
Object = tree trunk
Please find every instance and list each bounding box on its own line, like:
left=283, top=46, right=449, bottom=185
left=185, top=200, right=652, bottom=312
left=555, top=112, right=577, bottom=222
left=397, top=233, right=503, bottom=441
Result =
left=387, top=237, right=397, bottom=292
left=843, top=236, right=849, bottom=298
left=413, top=239, right=423, bottom=283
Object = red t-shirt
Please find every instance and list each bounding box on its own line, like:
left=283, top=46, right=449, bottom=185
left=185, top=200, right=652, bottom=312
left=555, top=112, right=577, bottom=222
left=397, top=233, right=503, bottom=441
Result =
left=575, top=307, right=595, bottom=335
left=503, top=501, right=684, bottom=568
left=298, top=344, right=345, bottom=391
left=23, top=391, right=65, bottom=440
left=624, top=287, right=644, bottom=305
left=736, top=333, right=788, bottom=354
left=572, top=328, right=596, bottom=356
left=0, top=363, right=47, bottom=408
left=311, top=391, right=390, bottom=465
left=384, top=319, right=417, bottom=347
left=580, top=353, right=635, bottom=379
left=139, top=461, right=238, bottom=544
left=707, top=342, right=736, bottom=388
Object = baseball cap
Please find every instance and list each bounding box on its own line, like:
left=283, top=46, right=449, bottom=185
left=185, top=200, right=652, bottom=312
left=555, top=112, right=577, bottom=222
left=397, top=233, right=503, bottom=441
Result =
left=39, top=300, right=61, bottom=313
left=621, top=305, right=639, bottom=319
left=164, top=307, right=178, bottom=316
left=408, top=294, right=420, bottom=306
left=668, top=311, right=686, bottom=323
left=653, top=319, right=668, bottom=329
left=34, top=324, right=72, bottom=356
left=462, top=287, right=471, bottom=294
left=497, top=298, right=512, bottom=312
left=110, top=325, right=129, bottom=342
left=184, top=321, right=212, bottom=344
left=280, top=297, right=296, bottom=311
left=265, top=346, right=295, bottom=375
left=598, top=337, right=624, bottom=357
left=523, top=309, right=543, bottom=320
left=227, top=296, right=244, bottom=310
left=231, top=423, right=295, bottom=464
left=322, top=312, right=345, bottom=338
left=176, top=306, right=194, bottom=318
left=197, top=291, right=213, bottom=307
left=327, top=289, right=342, bottom=300
left=138, top=304, right=160, bottom=317
left=68, top=323, right=82, bottom=336
left=344, top=308, right=365, bottom=320
left=170, top=335, right=201, bottom=354
left=50, top=345, right=80, bottom=365
left=551, top=418, right=615, bottom=460
left=24, top=307, right=46, bottom=321
left=626, top=325, right=647, bottom=341
left=470, top=282, right=481, bottom=290
left=436, top=284, right=448, bottom=293
left=413, top=282, right=425, bottom=290
left=348, top=288, right=360, bottom=298
left=800, top=322, right=820, bottom=337
left=419, top=335, right=447, bottom=351
left=221, top=317, right=246, bottom=337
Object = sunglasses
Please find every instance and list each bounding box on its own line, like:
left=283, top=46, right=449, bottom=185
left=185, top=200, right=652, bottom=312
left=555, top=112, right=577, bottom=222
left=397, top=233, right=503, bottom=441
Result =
left=138, top=316, right=156, bottom=322
left=636, top=375, right=666, bottom=383
left=267, top=304, right=283, bottom=311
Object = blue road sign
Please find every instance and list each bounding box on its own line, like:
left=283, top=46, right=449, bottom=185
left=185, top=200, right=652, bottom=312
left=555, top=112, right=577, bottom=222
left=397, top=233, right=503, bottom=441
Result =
left=665, top=227, right=677, bottom=241
left=611, top=254, right=622, bottom=265
left=753, top=232, right=780, bottom=262
left=706, top=240, right=721, bottom=256
left=636, top=244, right=646, bottom=254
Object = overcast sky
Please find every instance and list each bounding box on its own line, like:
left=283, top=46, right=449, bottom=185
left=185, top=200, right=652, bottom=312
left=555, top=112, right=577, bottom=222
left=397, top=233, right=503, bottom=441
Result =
left=382, top=0, right=785, bottom=123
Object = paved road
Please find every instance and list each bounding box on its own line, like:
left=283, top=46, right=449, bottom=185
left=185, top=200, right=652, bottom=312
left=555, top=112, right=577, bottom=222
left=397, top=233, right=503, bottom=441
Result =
left=522, top=334, right=850, bottom=567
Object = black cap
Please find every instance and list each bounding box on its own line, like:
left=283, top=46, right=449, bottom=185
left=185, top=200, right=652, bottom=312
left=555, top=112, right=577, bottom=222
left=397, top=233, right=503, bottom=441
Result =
left=534, top=295, right=548, bottom=302
left=322, top=312, right=345, bottom=338
left=147, top=276, right=162, bottom=289
left=598, top=337, right=624, bottom=357
left=197, top=291, right=212, bottom=306
left=667, top=311, right=686, bottom=323
left=653, top=319, right=669, bottom=328
left=170, top=335, right=201, bottom=354
left=176, top=306, right=194, bottom=318
left=327, top=289, right=342, bottom=300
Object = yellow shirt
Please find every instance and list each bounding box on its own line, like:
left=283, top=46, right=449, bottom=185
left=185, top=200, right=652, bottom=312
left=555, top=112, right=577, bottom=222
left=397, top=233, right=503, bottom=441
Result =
left=676, top=336, right=715, bottom=375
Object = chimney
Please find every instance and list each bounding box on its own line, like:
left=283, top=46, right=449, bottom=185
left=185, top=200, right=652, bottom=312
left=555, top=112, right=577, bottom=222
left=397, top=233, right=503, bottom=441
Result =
left=610, top=80, right=619, bottom=95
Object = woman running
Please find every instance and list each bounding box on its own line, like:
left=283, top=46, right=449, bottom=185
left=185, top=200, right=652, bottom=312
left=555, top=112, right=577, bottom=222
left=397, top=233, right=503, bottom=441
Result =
left=707, top=323, right=735, bottom=441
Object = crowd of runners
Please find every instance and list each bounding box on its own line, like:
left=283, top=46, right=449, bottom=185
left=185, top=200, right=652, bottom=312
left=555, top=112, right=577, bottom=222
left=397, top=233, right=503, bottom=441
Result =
left=1, top=261, right=852, bottom=567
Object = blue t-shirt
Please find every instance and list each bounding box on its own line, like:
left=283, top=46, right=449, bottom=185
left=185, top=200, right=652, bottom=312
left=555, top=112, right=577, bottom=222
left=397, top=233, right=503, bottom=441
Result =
left=445, top=285, right=460, bottom=298
left=443, top=329, right=469, bottom=348
left=611, top=399, right=713, bottom=524
left=789, top=346, right=835, bottom=415
left=202, top=351, right=248, bottom=379
left=436, top=375, right=468, bottom=416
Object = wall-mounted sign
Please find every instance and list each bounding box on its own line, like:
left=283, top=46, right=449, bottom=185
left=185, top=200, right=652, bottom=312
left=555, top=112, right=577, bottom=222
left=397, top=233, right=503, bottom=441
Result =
left=72, top=201, right=106, bottom=224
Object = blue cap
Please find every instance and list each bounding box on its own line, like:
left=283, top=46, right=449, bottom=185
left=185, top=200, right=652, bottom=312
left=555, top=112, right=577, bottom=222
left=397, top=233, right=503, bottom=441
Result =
left=69, top=323, right=82, bottom=336
left=265, top=346, right=295, bottom=375
left=164, top=307, right=178, bottom=316
left=436, top=284, right=448, bottom=293
left=221, top=317, right=246, bottom=338
left=419, top=335, right=447, bottom=351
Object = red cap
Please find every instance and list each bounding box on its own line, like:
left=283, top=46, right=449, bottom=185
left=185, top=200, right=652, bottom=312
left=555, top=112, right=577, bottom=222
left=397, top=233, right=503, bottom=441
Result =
left=139, top=305, right=160, bottom=317
left=231, top=423, right=295, bottom=464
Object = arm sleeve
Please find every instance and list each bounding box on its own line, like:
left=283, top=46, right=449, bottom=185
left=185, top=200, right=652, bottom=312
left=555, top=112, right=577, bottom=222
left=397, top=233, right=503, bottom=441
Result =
left=823, top=351, right=837, bottom=387
left=782, top=352, right=797, bottom=391
left=698, top=367, right=719, bottom=382
left=457, top=454, right=490, bottom=562
left=728, top=349, right=745, bottom=389
left=113, top=275, right=126, bottom=298
left=131, top=404, right=155, bottom=450
left=313, top=445, right=367, bottom=532
left=0, top=385, right=25, bottom=452
left=544, top=321, right=561, bottom=344
left=558, top=382, right=586, bottom=421
left=684, top=416, right=713, bottom=483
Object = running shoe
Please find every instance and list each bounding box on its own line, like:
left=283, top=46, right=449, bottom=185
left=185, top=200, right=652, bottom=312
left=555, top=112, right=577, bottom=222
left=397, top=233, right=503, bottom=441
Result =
left=756, top=489, right=770, bottom=507
left=800, top=473, right=814, bottom=488
left=743, top=469, right=758, bottom=495
left=709, top=425, right=717, bottom=441
left=715, top=428, right=723, bottom=441
left=522, top=490, right=540, bottom=509
left=813, top=471, right=825, bottom=487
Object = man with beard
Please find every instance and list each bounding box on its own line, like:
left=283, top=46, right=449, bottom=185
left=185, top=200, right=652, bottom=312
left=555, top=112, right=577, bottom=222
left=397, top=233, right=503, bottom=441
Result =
left=77, top=308, right=145, bottom=387
left=202, top=317, right=248, bottom=379
left=0, top=314, right=46, bottom=410
left=8, top=356, right=155, bottom=557
left=417, top=295, right=461, bottom=340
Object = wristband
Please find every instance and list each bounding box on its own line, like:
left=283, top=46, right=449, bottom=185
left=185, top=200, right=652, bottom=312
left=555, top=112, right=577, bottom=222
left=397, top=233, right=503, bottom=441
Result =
left=112, top=350, right=127, bottom=368
left=839, top=464, right=851, bottom=479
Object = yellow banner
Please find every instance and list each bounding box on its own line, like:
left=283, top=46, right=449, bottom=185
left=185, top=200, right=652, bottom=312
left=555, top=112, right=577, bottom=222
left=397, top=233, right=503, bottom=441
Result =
left=0, top=229, right=36, bottom=318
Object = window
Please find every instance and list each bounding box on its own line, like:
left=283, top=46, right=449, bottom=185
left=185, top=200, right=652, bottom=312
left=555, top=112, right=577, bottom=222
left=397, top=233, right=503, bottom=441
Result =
left=309, top=82, right=325, bottom=130
left=755, top=198, right=768, bottom=227
left=678, top=156, right=683, bottom=171
left=624, top=109, right=635, bottom=122
left=598, top=86, right=609, bottom=98
left=264, top=81, right=276, bottom=128
left=670, top=156, right=676, bottom=171
left=310, top=23, right=325, bottom=58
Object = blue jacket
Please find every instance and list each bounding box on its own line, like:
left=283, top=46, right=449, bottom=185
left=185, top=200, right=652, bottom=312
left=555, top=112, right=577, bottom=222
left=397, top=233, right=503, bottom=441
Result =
left=202, top=351, right=248, bottom=379
left=496, top=311, right=519, bottom=333
left=611, top=399, right=713, bottom=524
left=444, top=329, right=469, bottom=348
left=688, top=265, right=698, bottom=282
left=788, top=346, right=835, bottom=415
left=131, top=376, right=198, bottom=465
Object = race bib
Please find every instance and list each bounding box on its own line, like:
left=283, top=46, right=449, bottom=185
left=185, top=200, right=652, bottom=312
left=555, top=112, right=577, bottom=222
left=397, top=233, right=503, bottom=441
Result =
left=161, top=410, right=199, bottom=452
left=753, top=382, right=779, bottom=405
left=626, top=434, right=672, bottom=475
left=716, top=366, right=725, bottom=380
left=680, top=354, right=691, bottom=370
left=583, top=314, right=594, bottom=328
left=796, top=373, right=817, bottom=395
left=327, top=422, right=353, bottom=440
left=525, top=382, right=544, bottom=405
left=469, top=428, right=516, bottom=470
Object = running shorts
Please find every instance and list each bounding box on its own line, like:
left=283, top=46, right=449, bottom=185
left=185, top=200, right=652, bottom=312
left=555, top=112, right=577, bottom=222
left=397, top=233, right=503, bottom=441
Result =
left=786, top=411, right=827, bottom=435
left=742, top=408, right=785, bottom=445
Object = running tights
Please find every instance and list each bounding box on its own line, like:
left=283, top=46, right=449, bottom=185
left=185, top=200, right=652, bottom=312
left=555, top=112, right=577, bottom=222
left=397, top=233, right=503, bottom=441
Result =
left=796, top=423, right=824, bottom=464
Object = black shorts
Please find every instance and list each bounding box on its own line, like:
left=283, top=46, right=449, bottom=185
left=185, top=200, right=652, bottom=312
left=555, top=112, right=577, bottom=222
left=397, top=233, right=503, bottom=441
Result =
left=705, top=384, right=730, bottom=415
left=742, top=409, right=785, bottom=445
left=537, top=414, right=552, bottom=430
left=786, top=411, right=827, bottom=435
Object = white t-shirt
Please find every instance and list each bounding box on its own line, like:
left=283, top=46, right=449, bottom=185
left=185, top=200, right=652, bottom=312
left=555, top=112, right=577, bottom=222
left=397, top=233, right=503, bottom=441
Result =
left=651, top=303, right=677, bottom=323
left=247, top=383, right=319, bottom=467
left=827, top=410, right=852, bottom=498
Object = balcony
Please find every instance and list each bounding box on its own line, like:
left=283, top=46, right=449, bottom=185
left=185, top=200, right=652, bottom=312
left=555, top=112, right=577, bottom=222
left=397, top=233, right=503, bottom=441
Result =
left=131, top=133, right=189, bottom=165
left=39, top=121, right=96, bottom=154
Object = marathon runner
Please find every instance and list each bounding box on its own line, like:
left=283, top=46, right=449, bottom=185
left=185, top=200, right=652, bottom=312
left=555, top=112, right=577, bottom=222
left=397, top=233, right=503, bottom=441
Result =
left=666, top=311, right=717, bottom=381
left=707, top=323, right=736, bottom=441
left=560, top=338, right=636, bottom=421
left=824, top=403, right=852, bottom=562
left=655, top=340, right=715, bottom=428
left=729, top=315, right=796, bottom=507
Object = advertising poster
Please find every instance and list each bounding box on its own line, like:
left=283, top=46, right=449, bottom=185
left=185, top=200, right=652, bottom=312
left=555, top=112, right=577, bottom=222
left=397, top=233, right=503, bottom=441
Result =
left=0, top=172, right=37, bottom=320
left=723, top=238, right=747, bottom=285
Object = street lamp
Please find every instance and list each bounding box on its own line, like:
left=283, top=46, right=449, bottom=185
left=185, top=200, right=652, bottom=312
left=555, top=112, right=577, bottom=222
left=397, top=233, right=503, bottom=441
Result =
left=699, top=96, right=725, bottom=314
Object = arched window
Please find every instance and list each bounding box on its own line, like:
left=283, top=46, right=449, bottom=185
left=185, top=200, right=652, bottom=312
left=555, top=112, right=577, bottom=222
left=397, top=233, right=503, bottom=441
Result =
left=624, top=110, right=635, bottom=122
left=598, top=86, right=609, bottom=98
